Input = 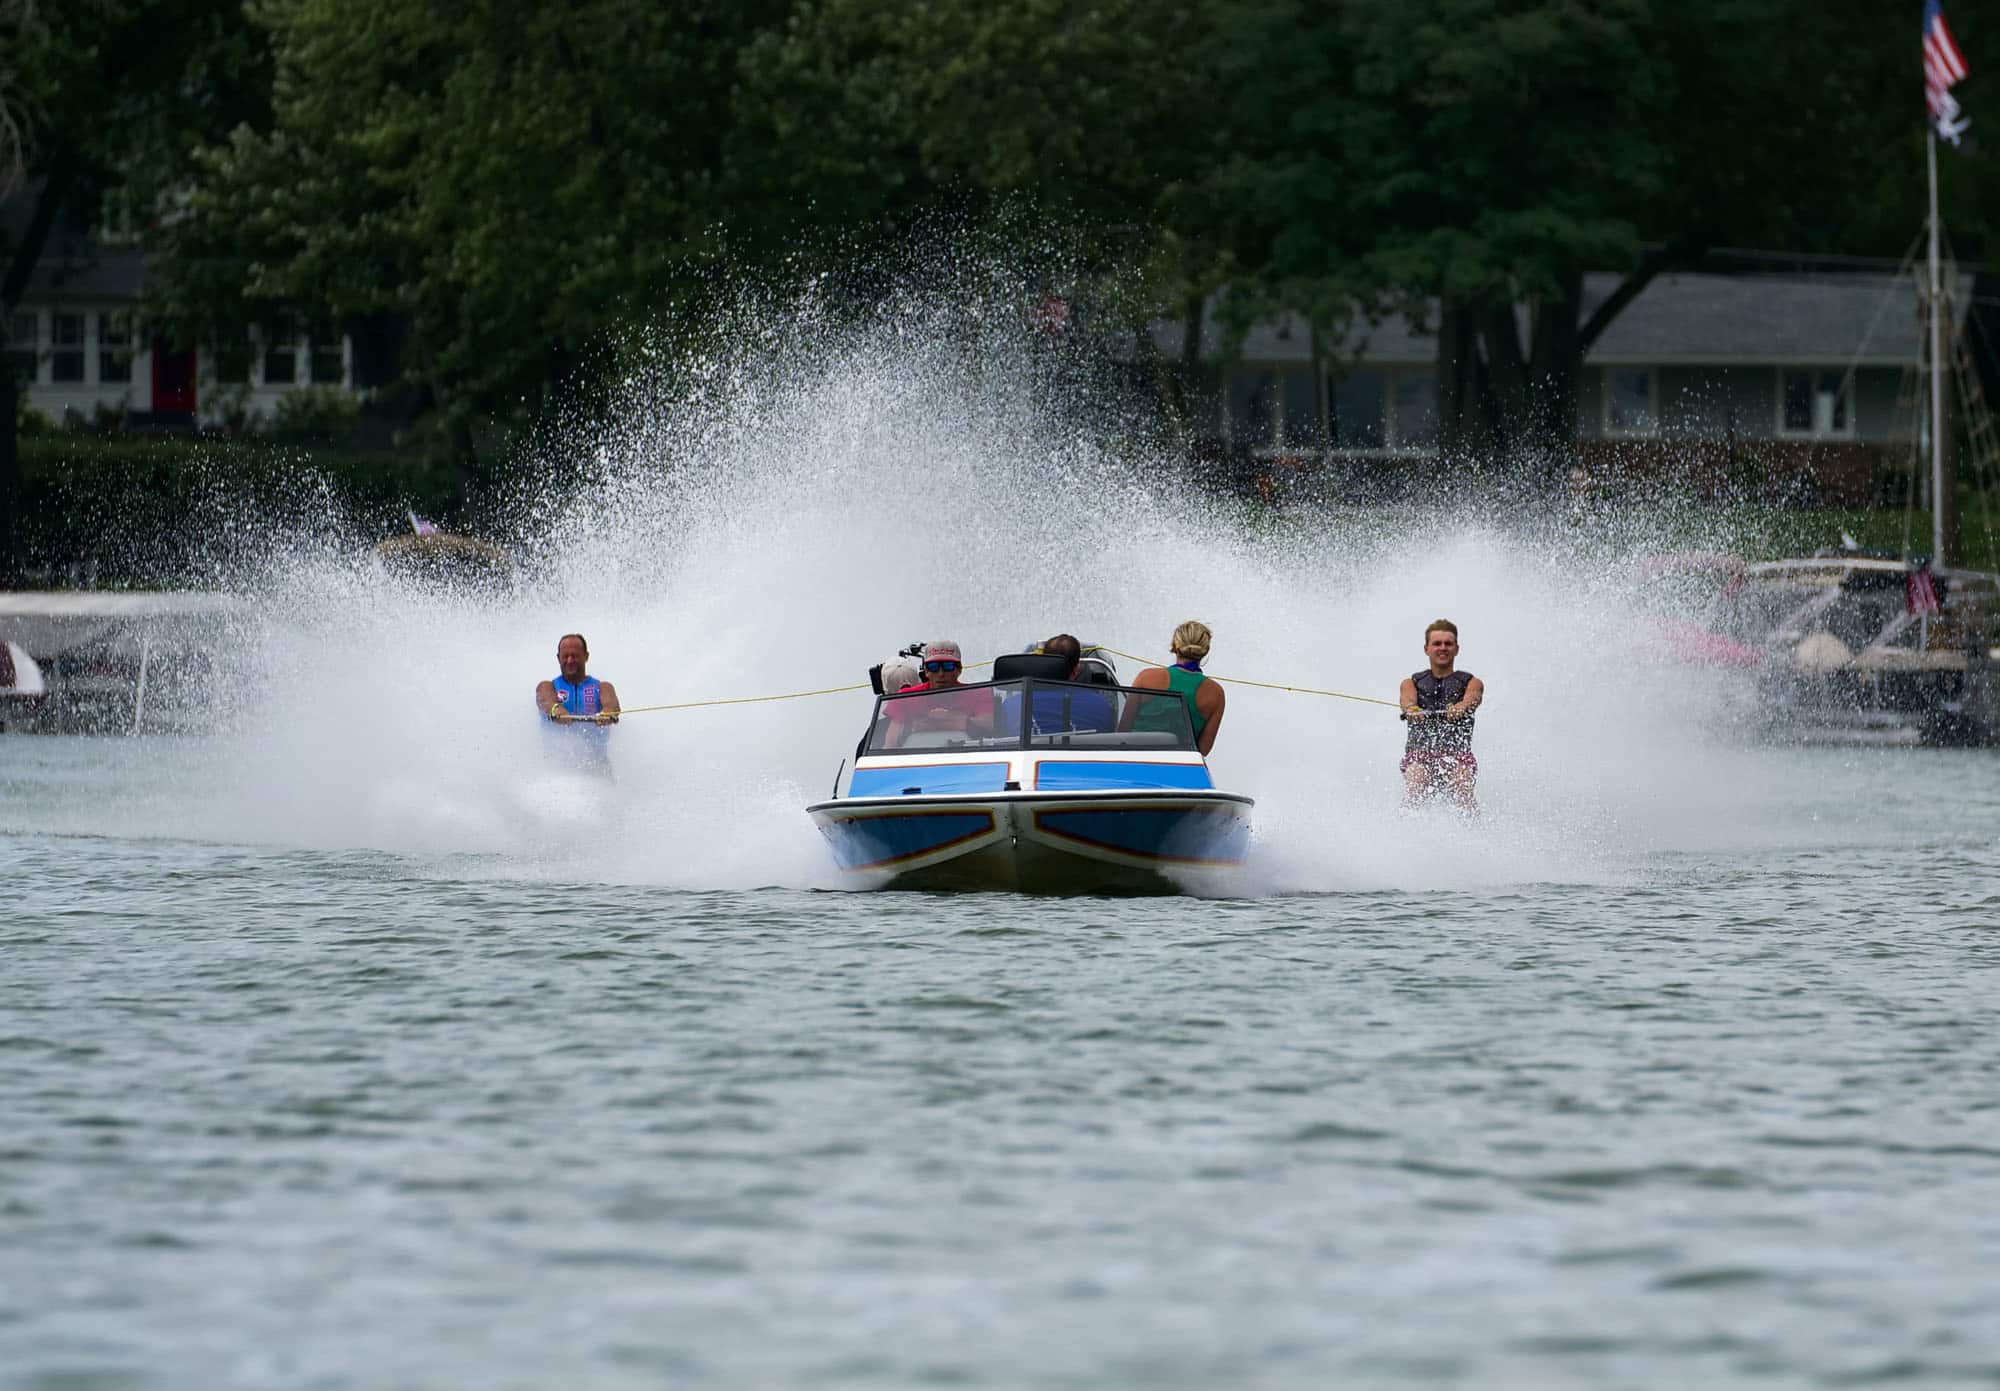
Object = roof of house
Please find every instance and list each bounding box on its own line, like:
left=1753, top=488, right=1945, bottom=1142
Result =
left=20, top=244, right=150, bottom=301
left=3, top=182, right=152, bottom=301
left=1153, top=270, right=1962, bottom=370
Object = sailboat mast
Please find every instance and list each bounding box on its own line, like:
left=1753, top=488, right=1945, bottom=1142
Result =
left=1927, top=130, right=1955, bottom=565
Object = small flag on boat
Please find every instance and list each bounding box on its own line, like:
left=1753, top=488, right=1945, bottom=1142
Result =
left=1907, top=559, right=1944, bottom=615
left=408, top=511, right=439, bottom=537
left=1926, top=0, right=1973, bottom=147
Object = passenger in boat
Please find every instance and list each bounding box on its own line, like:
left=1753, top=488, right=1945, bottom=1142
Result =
left=879, top=654, right=924, bottom=694
left=1123, top=620, right=1225, bottom=756
left=883, top=639, right=996, bottom=747
left=536, top=633, right=620, bottom=773
left=1399, top=618, right=1482, bottom=813
left=1033, top=633, right=1116, bottom=734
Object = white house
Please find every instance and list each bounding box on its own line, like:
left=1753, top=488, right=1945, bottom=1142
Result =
left=1158, top=269, right=1954, bottom=457
left=7, top=236, right=353, bottom=429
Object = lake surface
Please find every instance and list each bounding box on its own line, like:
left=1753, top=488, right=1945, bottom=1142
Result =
left=5, top=736, right=1999, bottom=1389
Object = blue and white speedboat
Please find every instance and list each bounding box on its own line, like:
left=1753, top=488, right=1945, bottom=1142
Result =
left=807, top=652, right=1252, bottom=893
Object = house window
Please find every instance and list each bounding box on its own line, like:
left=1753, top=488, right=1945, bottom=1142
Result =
left=1329, top=370, right=1386, bottom=448
left=262, top=322, right=297, bottom=384
left=212, top=333, right=252, bottom=385
left=1278, top=369, right=1318, bottom=446
left=98, top=313, right=134, bottom=384
left=97, top=189, right=141, bottom=246
left=307, top=327, right=344, bottom=387
left=5, top=311, right=36, bottom=383
left=51, top=313, right=86, bottom=383
left=1605, top=368, right=1656, bottom=434
left=1391, top=372, right=1438, bottom=447
left=1231, top=369, right=1277, bottom=446
left=1229, top=368, right=1318, bottom=448
left=1779, top=370, right=1851, bottom=437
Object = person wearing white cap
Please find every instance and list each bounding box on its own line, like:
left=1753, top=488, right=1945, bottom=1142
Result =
left=878, top=654, right=924, bottom=694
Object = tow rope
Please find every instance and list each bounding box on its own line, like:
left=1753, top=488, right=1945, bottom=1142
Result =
left=598, top=651, right=1395, bottom=719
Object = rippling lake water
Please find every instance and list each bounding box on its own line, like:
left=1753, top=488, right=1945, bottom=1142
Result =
left=5, top=735, right=2000, bottom=1389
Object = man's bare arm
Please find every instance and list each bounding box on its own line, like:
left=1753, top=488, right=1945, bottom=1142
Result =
left=596, top=681, right=621, bottom=722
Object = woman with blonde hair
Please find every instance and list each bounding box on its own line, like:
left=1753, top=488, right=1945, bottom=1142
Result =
left=1125, top=619, right=1225, bottom=755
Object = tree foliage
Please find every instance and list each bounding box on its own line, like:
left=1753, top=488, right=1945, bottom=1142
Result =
left=17, top=0, right=1986, bottom=565
left=0, top=0, right=269, bottom=582
left=1198, top=0, right=1931, bottom=474
left=157, top=0, right=793, bottom=491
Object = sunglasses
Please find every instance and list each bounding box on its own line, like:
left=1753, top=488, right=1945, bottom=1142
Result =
left=924, top=660, right=962, bottom=672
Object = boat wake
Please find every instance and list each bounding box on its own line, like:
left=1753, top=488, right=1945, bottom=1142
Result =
left=100, top=274, right=1798, bottom=895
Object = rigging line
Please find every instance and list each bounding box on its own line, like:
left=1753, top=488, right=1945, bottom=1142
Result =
left=1838, top=231, right=1927, bottom=396
left=1950, top=289, right=2000, bottom=568
left=1951, top=307, right=1998, bottom=560
left=1957, top=294, right=2000, bottom=546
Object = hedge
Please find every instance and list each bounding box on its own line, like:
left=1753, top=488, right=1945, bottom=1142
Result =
left=17, top=437, right=464, bottom=585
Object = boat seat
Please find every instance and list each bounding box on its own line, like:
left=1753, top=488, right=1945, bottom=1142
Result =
left=992, top=652, right=1074, bottom=681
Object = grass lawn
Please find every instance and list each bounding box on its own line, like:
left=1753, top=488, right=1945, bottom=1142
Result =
left=1735, top=503, right=2000, bottom=572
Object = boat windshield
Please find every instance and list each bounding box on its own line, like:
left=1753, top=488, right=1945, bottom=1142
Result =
left=862, top=678, right=1198, bottom=753
left=1713, top=583, right=1828, bottom=644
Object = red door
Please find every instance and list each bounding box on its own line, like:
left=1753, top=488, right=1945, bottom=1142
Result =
left=151, top=339, right=197, bottom=413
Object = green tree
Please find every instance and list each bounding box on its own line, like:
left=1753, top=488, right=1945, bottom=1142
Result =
left=728, top=0, right=1227, bottom=435
left=156, top=0, right=792, bottom=507
left=1206, top=0, right=1919, bottom=485
left=0, top=0, right=268, bottom=584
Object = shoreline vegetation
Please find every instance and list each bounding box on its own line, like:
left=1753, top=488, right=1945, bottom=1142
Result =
left=13, top=435, right=1998, bottom=590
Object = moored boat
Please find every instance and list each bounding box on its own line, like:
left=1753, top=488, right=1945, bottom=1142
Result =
left=806, top=652, right=1252, bottom=893
left=1709, top=554, right=2000, bottom=745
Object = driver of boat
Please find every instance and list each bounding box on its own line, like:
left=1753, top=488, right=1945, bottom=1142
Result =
left=1033, top=633, right=1115, bottom=734
left=883, top=639, right=997, bottom=747
left=537, top=634, right=621, bottom=725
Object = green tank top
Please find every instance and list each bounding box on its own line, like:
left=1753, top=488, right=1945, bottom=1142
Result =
left=1131, top=665, right=1209, bottom=741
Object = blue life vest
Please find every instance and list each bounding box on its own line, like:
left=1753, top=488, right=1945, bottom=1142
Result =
left=546, top=674, right=611, bottom=770
left=551, top=674, right=604, bottom=717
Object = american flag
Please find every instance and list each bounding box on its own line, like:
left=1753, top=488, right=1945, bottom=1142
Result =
left=1926, top=0, right=1973, bottom=145
left=1907, top=561, right=1944, bottom=615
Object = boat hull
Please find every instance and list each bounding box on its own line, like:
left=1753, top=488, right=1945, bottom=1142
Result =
left=806, top=791, right=1253, bottom=894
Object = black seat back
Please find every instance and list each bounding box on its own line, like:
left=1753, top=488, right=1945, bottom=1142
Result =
left=1073, top=656, right=1117, bottom=686
left=991, top=652, right=1074, bottom=682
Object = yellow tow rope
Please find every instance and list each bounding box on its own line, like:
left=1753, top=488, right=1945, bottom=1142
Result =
left=598, top=652, right=1394, bottom=719
left=1094, top=647, right=1402, bottom=710
left=606, top=658, right=995, bottom=717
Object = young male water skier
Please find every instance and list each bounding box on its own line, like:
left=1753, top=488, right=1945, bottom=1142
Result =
left=1399, top=619, right=1482, bottom=813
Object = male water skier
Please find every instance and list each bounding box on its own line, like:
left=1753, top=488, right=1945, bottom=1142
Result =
left=1399, top=619, right=1483, bottom=813
left=536, top=633, right=621, bottom=772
